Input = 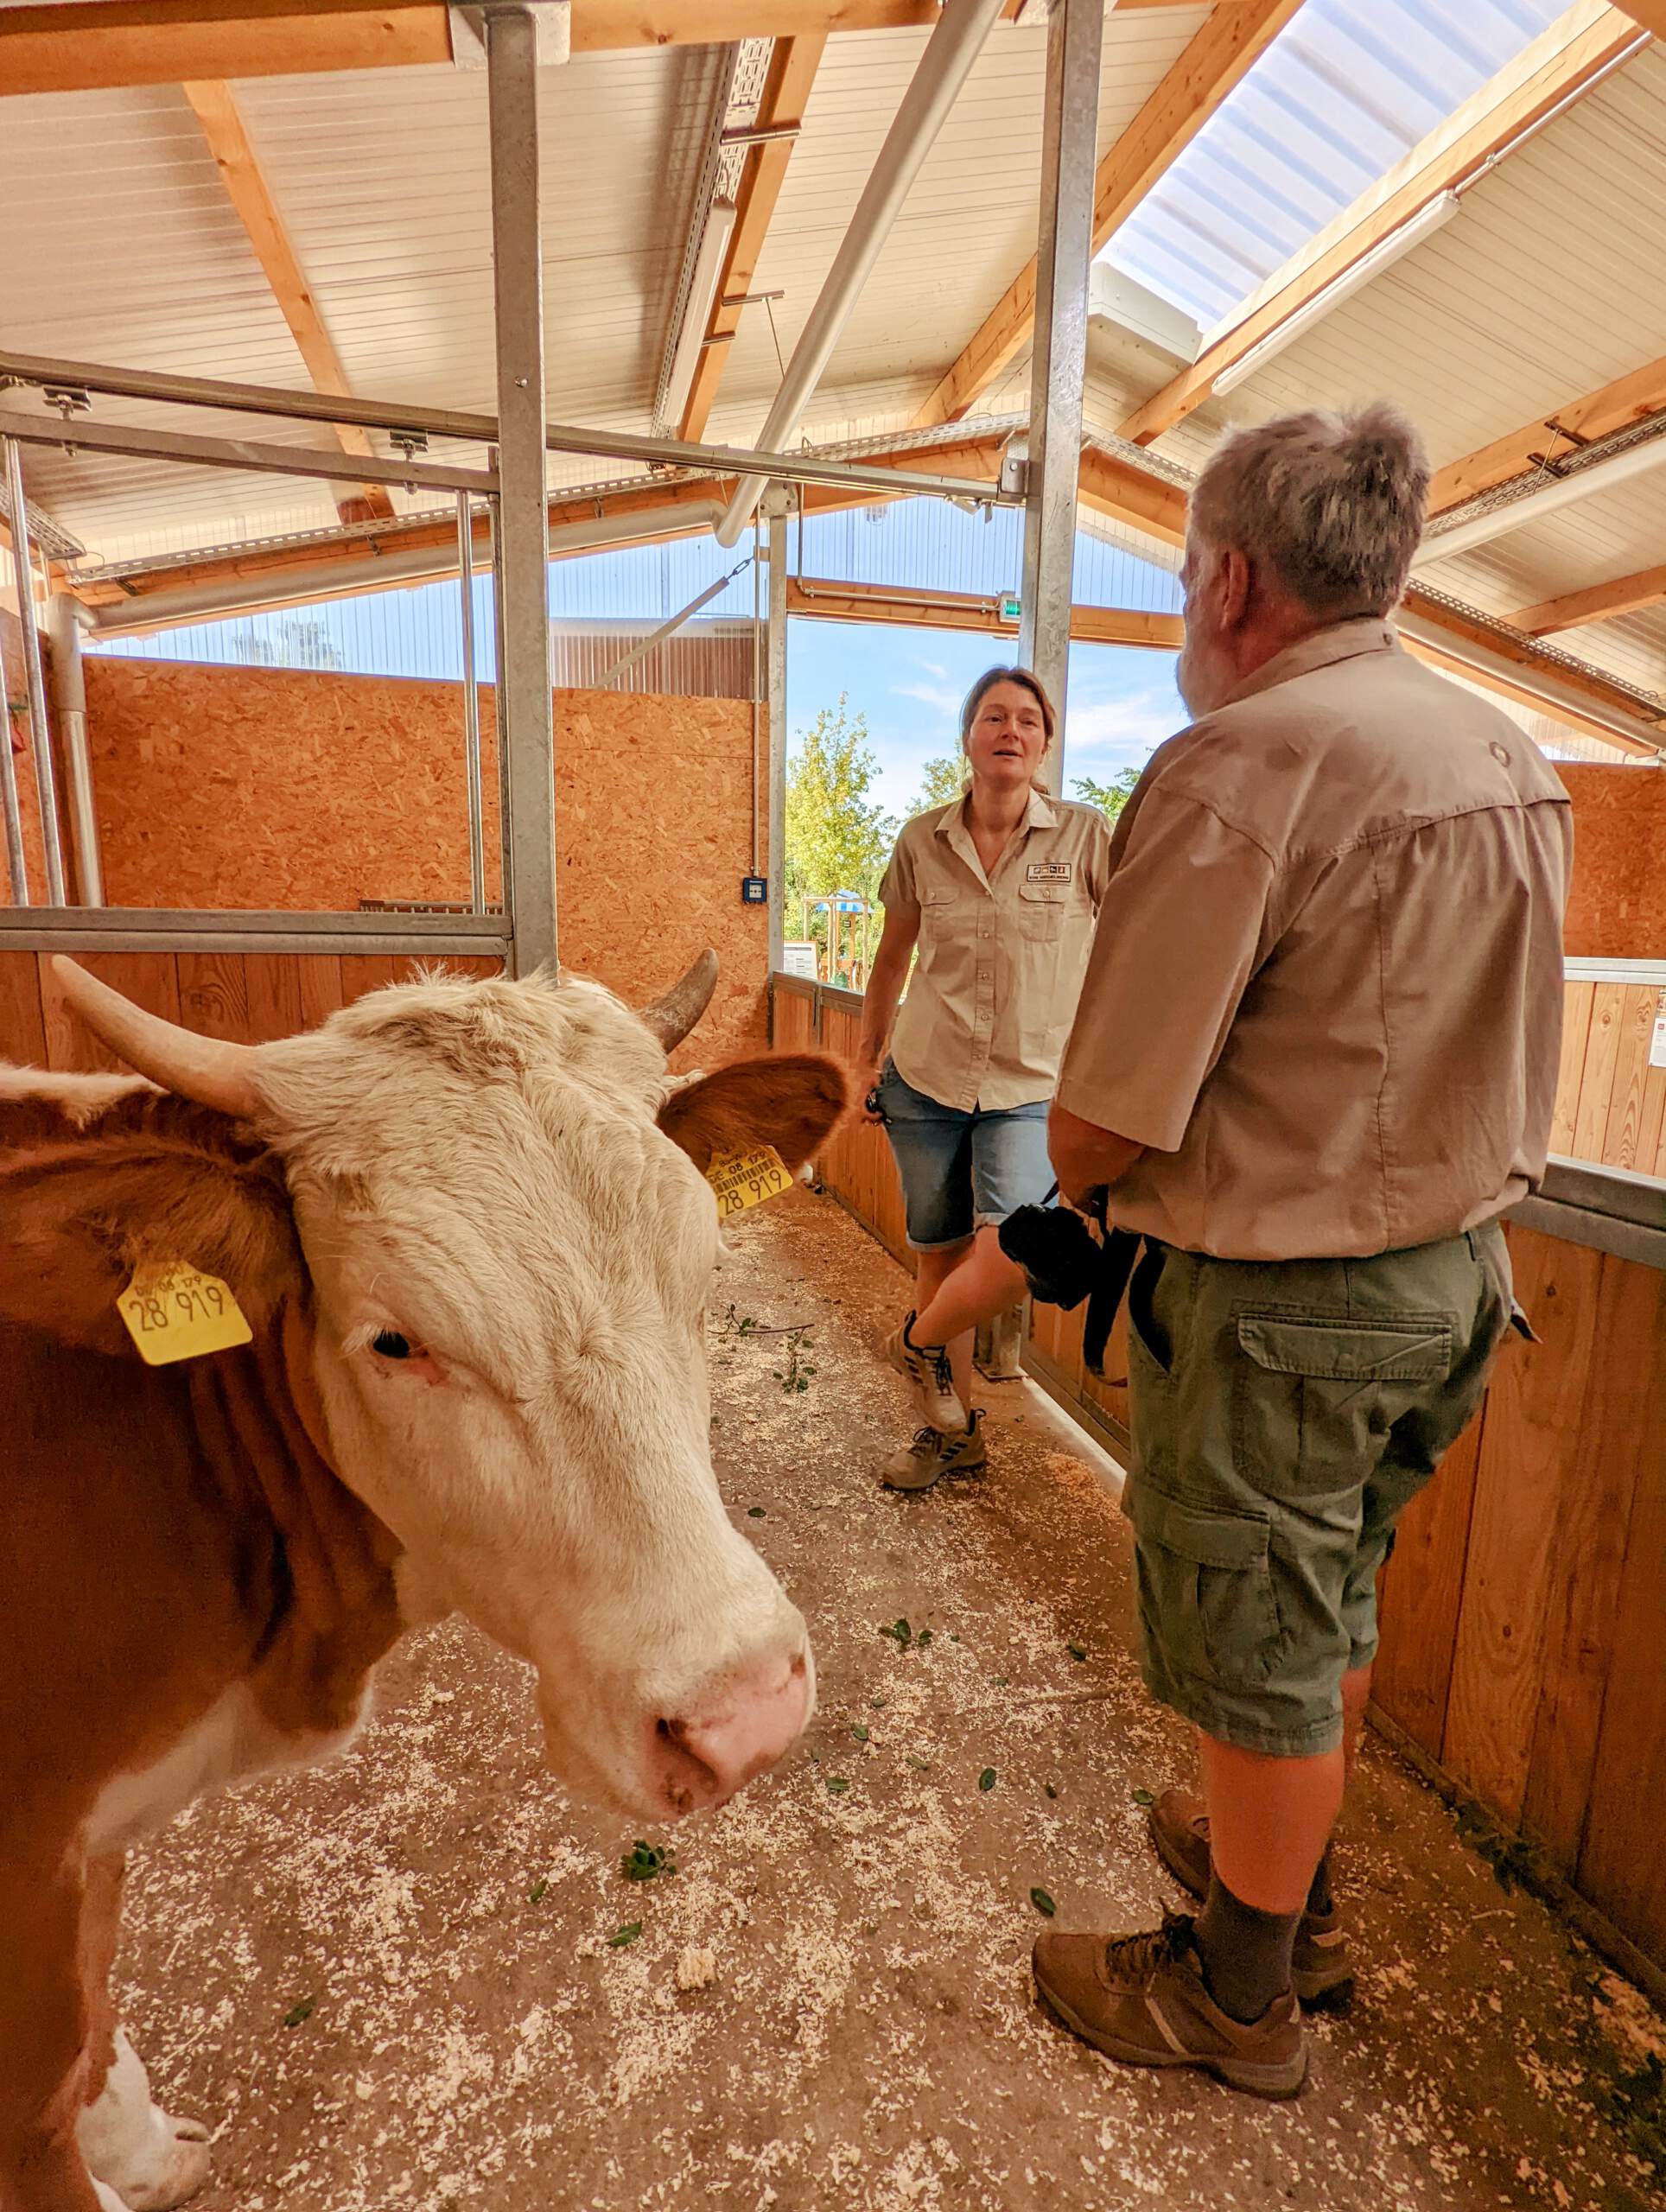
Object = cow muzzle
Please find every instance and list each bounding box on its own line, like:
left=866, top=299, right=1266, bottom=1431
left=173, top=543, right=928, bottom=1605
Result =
left=643, top=1642, right=814, bottom=1817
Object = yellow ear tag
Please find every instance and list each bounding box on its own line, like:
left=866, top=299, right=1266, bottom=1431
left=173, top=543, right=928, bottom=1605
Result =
left=118, top=1260, right=254, bottom=1366
left=705, top=1145, right=795, bottom=1221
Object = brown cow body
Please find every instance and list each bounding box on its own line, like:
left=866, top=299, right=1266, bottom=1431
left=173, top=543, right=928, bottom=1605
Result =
left=0, top=965, right=847, bottom=2212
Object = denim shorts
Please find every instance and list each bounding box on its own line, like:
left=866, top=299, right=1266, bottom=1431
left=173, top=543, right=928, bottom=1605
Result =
left=1122, top=1223, right=1513, bottom=1758
left=876, top=1058, right=1054, bottom=1250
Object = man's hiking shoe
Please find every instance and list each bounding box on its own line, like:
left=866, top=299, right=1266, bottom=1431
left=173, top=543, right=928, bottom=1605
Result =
left=1148, top=1787, right=1355, bottom=2012
left=881, top=1412, right=986, bottom=1492
left=1033, top=1913, right=1307, bottom=2100
left=884, top=1311, right=966, bottom=1431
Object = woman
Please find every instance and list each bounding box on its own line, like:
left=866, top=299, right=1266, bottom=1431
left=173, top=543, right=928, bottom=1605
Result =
left=855, top=666, right=1111, bottom=1492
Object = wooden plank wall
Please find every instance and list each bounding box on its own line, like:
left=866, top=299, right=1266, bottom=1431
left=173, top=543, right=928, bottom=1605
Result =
left=1375, top=1228, right=1666, bottom=1976
left=1555, top=980, right=1666, bottom=1175
left=774, top=976, right=1666, bottom=1988
left=0, top=948, right=506, bottom=1071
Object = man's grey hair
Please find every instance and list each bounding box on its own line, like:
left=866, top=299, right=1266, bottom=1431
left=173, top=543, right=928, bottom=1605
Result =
left=1189, top=402, right=1430, bottom=619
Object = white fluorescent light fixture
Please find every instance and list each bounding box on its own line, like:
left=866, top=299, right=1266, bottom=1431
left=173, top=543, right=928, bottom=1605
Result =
left=663, top=200, right=737, bottom=433
left=1416, top=434, right=1666, bottom=567
left=1212, top=191, right=1461, bottom=397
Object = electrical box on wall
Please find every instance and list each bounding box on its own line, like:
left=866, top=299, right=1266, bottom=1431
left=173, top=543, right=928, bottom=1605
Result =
left=999, top=594, right=1021, bottom=623
left=741, top=876, right=767, bottom=905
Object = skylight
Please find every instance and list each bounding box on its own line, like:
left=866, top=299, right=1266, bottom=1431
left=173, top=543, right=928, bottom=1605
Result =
left=1101, top=0, right=1574, bottom=333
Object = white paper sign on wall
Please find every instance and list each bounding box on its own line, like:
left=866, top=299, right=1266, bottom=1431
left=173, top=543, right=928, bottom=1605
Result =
left=1651, top=990, right=1666, bottom=1071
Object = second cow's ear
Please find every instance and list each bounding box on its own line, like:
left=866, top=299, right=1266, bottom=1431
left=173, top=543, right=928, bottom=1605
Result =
left=657, top=1052, right=850, bottom=1178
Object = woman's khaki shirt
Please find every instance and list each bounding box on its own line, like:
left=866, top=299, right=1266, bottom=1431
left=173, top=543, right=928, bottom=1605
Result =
left=880, top=789, right=1112, bottom=1110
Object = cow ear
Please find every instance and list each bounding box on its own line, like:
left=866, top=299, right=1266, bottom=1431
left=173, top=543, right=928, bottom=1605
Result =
left=0, top=1092, right=303, bottom=1357
left=657, top=1052, right=850, bottom=1177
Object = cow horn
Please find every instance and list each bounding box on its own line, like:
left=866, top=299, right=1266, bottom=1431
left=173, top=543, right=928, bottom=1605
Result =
left=638, top=948, right=719, bottom=1051
left=51, top=957, right=261, bottom=1118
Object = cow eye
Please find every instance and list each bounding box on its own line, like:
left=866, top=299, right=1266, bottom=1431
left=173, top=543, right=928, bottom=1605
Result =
left=372, top=1330, right=412, bottom=1360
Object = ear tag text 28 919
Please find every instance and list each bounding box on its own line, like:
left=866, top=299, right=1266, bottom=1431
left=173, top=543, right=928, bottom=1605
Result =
left=118, top=1260, right=253, bottom=1365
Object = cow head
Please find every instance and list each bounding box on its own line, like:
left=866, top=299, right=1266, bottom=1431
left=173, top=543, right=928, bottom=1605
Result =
left=46, top=954, right=849, bottom=1822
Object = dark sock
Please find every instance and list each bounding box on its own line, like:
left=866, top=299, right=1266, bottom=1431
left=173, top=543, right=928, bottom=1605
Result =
left=1306, top=1850, right=1334, bottom=1917
left=1193, top=1872, right=1300, bottom=2024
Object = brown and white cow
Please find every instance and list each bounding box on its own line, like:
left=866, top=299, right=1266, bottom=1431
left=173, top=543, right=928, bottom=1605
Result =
left=0, top=952, right=848, bottom=2212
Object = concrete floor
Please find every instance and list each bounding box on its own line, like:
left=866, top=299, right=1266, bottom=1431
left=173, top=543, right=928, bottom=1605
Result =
left=120, top=1187, right=1664, bottom=2212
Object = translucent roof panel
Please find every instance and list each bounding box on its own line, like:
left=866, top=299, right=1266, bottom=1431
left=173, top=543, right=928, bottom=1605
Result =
left=1101, top=0, right=1573, bottom=331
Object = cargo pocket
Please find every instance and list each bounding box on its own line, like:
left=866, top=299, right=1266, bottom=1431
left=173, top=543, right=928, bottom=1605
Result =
left=1125, top=1482, right=1281, bottom=1692
left=1232, top=1312, right=1453, bottom=1497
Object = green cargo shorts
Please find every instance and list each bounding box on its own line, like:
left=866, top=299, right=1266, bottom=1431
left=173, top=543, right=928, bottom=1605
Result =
left=1122, top=1224, right=1512, bottom=1758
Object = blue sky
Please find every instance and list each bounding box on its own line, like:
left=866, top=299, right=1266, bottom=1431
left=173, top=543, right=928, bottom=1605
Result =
left=785, top=620, right=1184, bottom=825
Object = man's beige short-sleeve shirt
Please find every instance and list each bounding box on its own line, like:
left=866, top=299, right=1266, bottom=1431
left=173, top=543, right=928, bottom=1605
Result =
left=1055, top=620, right=1574, bottom=1260
left=882, top=790, right=1112, bottom=1111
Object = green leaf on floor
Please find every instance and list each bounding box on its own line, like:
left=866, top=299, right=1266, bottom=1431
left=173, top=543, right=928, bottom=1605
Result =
left=827, top=1776, right=851, bottom=1794
left=979, top=1768, right=997, bottom=1792
left=747, top=1506, right=766, bottom=1518
left=880, top=1618, right=912, bottom=1647
left=850, top=1724, right=870, bottom=1743
left=527, top=1877, right=549, bottom=1903
left=1067, top=1643, right=1088, bottom=1662
left=917, top=1629, right=933, bottom=1648
left=1132, top=1788, right=1155, bottom=1808
left=622, top=1840, right=676, bottom=1883
left=1030, top=1888, right=1057, bottom=1917
left=608, top=1923, right=643, bottom=1948
left=283, top=1998, right=315, bottom=2030
left=907, top=1755, right=932, bottom=1771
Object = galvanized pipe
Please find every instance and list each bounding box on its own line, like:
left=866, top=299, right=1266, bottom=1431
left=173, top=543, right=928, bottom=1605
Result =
left=485, top=3, right=558, bottom=977
left=0, top=408, right=497, bottom=499
left=455, top=493, right=487, bottom=913
left=3, top=437, right=65, bottom=903
left=46, top=590, right=103, bottom=906
left=0, top=348, right=1009, bottom=509
left=1018, top=0, right=1104, bottom=773
left=596, top=563, right=743, bottom=689
left=765, top=486, right=789, bottom=975
left=714, top=0, right=1008, bottom=547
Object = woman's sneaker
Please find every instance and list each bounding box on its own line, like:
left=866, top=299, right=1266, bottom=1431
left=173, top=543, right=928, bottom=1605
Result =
left=882, top=1412, right=986, bottom=1492
left=1147, top=1788, right=1355, bottom=2011
left=884, top=1311, right=966, bottom=1431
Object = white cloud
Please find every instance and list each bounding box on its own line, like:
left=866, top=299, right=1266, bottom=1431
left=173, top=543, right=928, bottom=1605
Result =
left=891, top=678, right=963, bottom=715
left=1065, top=683, right=1184, bottom=760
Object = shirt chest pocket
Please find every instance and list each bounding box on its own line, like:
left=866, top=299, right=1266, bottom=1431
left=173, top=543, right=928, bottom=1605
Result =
left=919, top=886, right=965, bottom=940
left=1017, top=887, right=1067, bottom=942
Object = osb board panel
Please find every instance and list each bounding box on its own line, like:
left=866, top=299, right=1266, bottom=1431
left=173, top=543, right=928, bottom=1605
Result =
left=1559, top=764, right=1666, bottom=960
left=83, top=658, right=505, bottom=916
left=80, top=662, right=767, bottom=1065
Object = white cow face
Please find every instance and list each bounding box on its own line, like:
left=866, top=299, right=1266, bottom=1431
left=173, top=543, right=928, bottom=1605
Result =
left=51, top=958, right=849, bottom=1822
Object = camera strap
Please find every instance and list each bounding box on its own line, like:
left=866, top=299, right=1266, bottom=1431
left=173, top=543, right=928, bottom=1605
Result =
left=1083, top=1228, right=1143, bottom=1378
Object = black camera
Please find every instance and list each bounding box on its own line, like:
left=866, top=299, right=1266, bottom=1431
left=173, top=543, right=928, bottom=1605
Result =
left=998, top=1202, right=1103, bottom=1310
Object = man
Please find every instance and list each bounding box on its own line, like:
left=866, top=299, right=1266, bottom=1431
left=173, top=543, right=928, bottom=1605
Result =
left=1031, top=404, right=1572, bottom=2098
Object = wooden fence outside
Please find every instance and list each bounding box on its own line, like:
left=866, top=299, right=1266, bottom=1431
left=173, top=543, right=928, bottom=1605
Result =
left=775, top=972, right=1666, bottom=1998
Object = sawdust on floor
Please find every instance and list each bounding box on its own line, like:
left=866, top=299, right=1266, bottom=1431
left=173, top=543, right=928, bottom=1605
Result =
left=118, top=1187, right=1664, bottom=2212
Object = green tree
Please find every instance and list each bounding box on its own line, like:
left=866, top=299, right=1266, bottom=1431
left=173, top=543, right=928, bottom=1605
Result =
left=1073, top=764, right=1143, bottom=824
left=784, top=697, right=896, bottom=957
left=907, top=753, right=968, bottom=817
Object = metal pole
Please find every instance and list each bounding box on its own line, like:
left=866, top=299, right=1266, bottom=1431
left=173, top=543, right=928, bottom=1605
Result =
left=485, top=3, right=557, bottom=976
left=455, top=493, right=487, bottom=914
left=3, top=438, right=65, bottom=903
left=46, top=592, right=103, bottom=906
left=486, top=485, right=514, bottom=918
left=765, top=486, right=789, bottom=976
left=595, top=562, right=743, bottom=690
left=0, top=632, right=28, bottom=906
left=1017, top=0, right=1103, bottom=790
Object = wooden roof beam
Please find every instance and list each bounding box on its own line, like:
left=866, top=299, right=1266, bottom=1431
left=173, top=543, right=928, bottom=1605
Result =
left=0, top=1, right=1229, bottom=95
left=1120, top=5, right=1652, bottom=446
left=785, top=574, right=1185, bottom=647
left=181, top=79, right=394, bottom=524
left=677, top=32, right=826, bottom=443
left=908, top=0, right=1306, bottom=432
left=1429, top=350, right=1666, bottom=515
left=1508, top=562, right=1666, bottom=637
